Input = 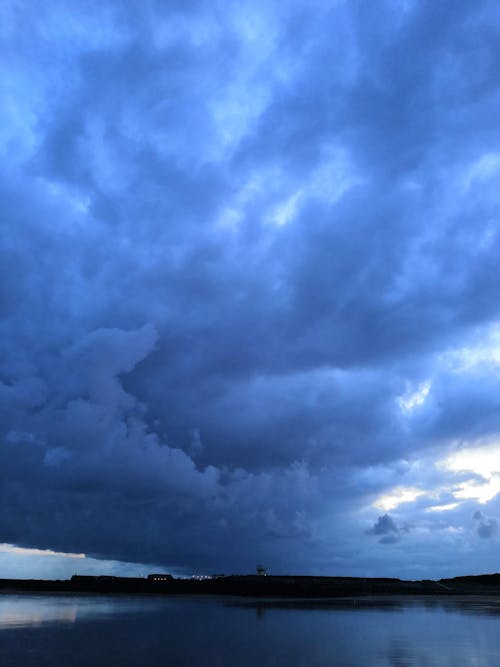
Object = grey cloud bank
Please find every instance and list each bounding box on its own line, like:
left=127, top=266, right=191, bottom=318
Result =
left=1, top=0, right=500, bottom=578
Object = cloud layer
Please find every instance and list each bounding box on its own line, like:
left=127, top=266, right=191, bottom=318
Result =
left=1, top=0, right=500, bottom=578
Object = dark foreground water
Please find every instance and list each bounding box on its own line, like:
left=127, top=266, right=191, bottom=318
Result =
left=1, top=594, right=500, bottom=666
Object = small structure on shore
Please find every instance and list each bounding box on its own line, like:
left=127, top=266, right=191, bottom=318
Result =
left=256, top=564, right=267, bottom=576
left=148, top=574, right=173, bottom=582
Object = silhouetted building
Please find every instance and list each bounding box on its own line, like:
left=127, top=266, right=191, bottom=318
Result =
left=71, top=575, right=118, bottom=582
left=256, top=564, right=267, bottom=576
left=148, top=574, right=173, bottom=582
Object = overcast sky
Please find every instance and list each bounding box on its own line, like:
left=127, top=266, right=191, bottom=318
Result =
left=1, top=0, right=500, bottom=580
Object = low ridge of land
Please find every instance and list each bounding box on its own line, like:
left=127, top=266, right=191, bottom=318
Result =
left=2, top=573, right=500, bottom=598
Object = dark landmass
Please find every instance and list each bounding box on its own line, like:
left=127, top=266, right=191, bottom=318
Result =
left=2, top=573, right=500, bottom=598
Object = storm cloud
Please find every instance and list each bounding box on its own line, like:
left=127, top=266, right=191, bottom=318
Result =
left=1, top=0, right=500, bottom=578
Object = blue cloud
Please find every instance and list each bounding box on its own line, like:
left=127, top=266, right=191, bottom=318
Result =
left=1, top=0, right=500, bottom=578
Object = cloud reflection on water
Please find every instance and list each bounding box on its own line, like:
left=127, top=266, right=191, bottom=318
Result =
left=1, top=595, right=500, bottom=666
left=0, top=594, right=166, bottom=629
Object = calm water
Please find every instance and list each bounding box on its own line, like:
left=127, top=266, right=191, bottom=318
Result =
left=1, top=594, right=500, bottom=666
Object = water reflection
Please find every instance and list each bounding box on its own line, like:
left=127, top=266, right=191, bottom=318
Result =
left=0, top=597, right=77, bottom=628
left=385, top=640, right=417, bottom=667
left=232, top=595, right=500, bottom=616
left=1, top=594, right=500, bottom=666
left=0, top=594, right=166, bottom=629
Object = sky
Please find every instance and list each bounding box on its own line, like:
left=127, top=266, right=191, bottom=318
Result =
left=1, top=0, right=500, bottom=580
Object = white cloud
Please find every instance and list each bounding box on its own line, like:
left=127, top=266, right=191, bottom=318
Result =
left=397, top=381, right=431, bottom=413
left=441, top=324, right=500, bottom=373
left=374, top=486, right=425, bottom=512
left=425, top=502, right=460, bottom=513
left=439, top=441, right=500, bottom=504
left=0, top=544, right=85, bottom=559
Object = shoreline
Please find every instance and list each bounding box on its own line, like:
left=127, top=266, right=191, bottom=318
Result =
left=2, top=573, right=500, bottom=598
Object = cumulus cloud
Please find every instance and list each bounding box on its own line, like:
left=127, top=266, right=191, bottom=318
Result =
left=369, top=515, right=399, bottom=536
left=474, top=511, right=498, bottom=540
left=367, top=514, right=409, bottom=545
left=1, top=0, right=500, bottom=577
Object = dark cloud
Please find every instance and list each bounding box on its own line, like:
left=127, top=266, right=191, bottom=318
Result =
left=1, top=0, right=500, bottom=577
left=367, top=514, right=405, bottom=545
left=369, top=514, right=399, bottom=536
left=474, top=511, right=498, bottom=540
